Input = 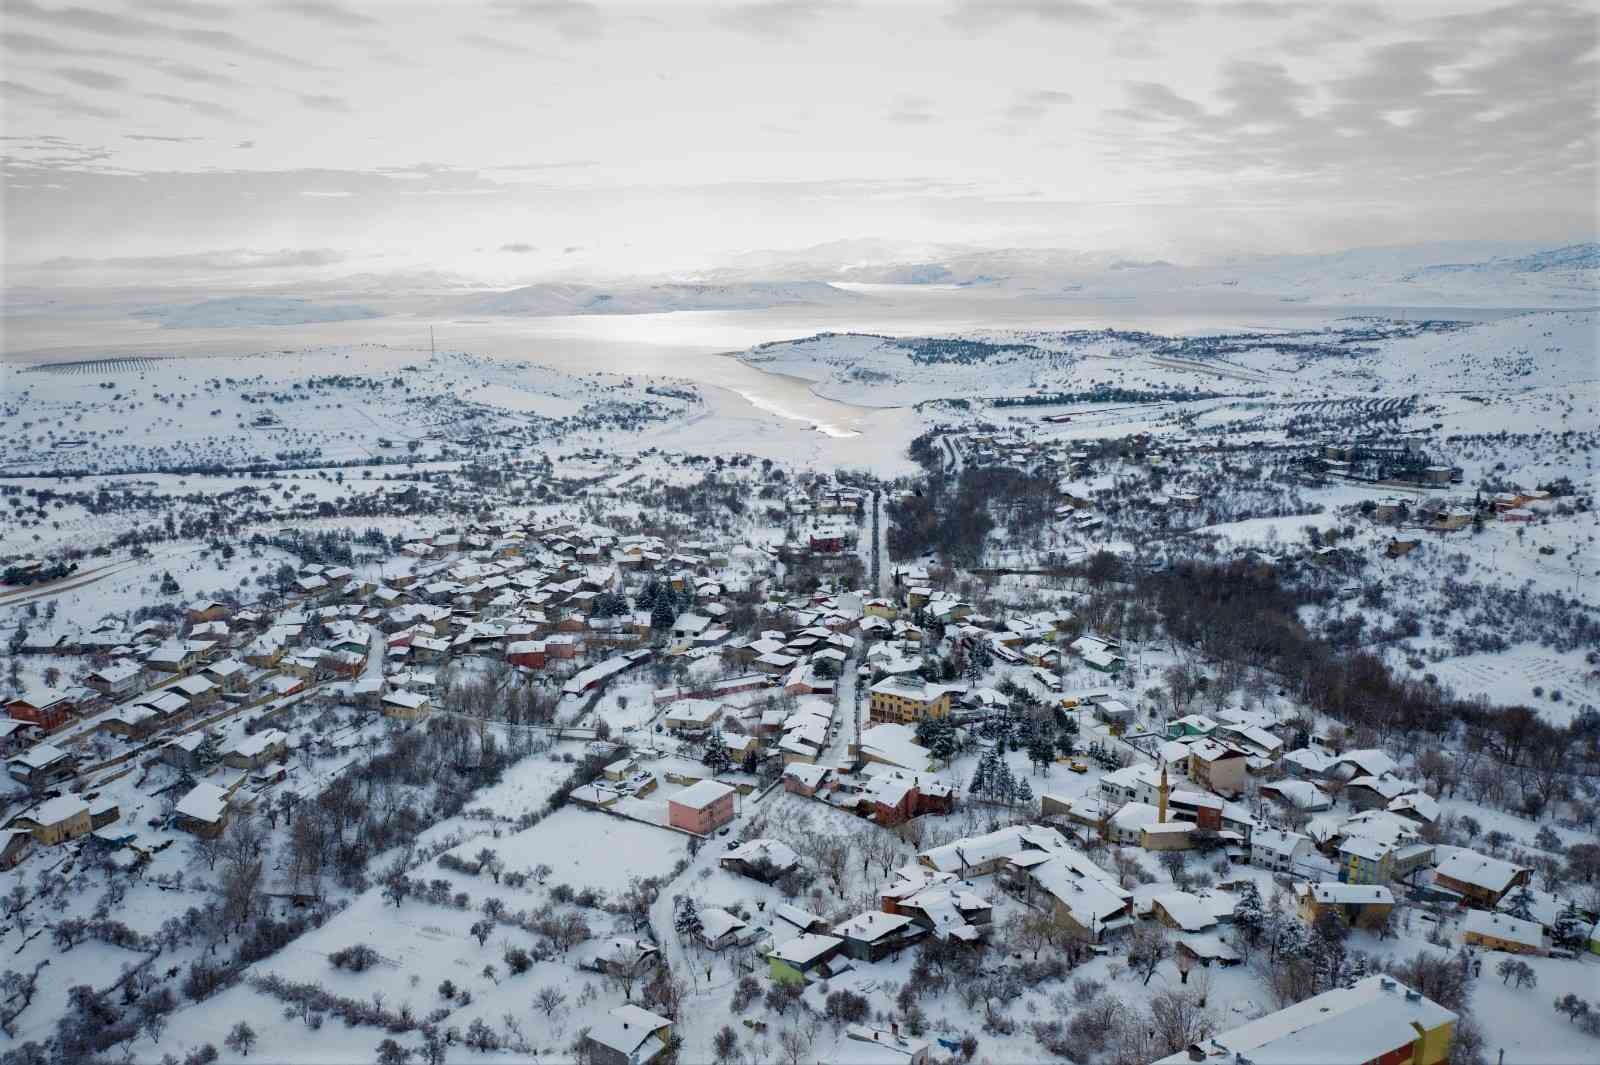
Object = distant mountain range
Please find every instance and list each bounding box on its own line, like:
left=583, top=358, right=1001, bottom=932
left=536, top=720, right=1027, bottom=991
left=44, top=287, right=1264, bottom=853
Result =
left=451, top=280, right=863, bottom=317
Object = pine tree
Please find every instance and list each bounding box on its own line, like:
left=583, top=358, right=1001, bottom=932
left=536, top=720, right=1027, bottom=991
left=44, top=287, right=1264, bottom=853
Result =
left=1503, top=885, right=1536, bottom=922
left=674, top=897, right=702, bottom=941
left=1233, top=882, right=1265, bottom=947
left=702, top=731, right=731, bottom=774
left=992, top=757, right=1015, bottom=805
left=968, top=749, right=992, bottom=798
left=1014, top=777, right=1033, bottom=807
left=1027, top=732, right=1055, bottom=774
left=1552, top=901, right=1587, bottom=951
left=651, top=596, right=677, bottom=634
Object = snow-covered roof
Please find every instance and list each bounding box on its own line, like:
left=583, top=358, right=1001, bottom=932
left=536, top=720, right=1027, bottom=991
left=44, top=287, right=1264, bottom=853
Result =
left=1462, top=909, right=1542, bottom=948
left=25, top=795, right=88, bottom=826
left=1153, top=976, right=1456, bottom=1065
left=724, top=838, right=799, bottom=870
left=174, top=783, right=229, bottom=824
left=699, top=908, right=747, bottom=940
left=769, top=932, right=842, bottom=966
left=1153, top=891, right=1216, bottom=931
left=669, top=779, right=735, bottom=810
left=1435, top=850, right=1527, bottom=893
left=586, top=1004, right=672, bottom=1058
left=832, top=910, right=914, bottom=943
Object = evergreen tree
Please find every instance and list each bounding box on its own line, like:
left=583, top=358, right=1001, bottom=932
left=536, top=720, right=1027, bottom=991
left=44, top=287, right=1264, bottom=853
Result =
left=194, top=730, right=222, bottom=768
left=1026, top=732, right=1056, bottom=774
left=701, top=731, right=731, bottom=774
left=650, top=596, right=677, bottom=634
left=992, top=756, right=1015, bottom=805
left=1503, top=885, right=1537, bottom=922
left=1014, top=777, right=1033, bottom=807
left=674, top=897, right=702, bottom=941
left=1233, top=882, right=1266, bottom=947
left=968, top=749, right=993, bottom=798
left=1552, top=901, right=1587, bottom=952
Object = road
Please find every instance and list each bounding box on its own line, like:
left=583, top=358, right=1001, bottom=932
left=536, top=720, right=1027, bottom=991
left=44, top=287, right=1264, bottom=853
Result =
left=0, top=545, right=199, bottom=609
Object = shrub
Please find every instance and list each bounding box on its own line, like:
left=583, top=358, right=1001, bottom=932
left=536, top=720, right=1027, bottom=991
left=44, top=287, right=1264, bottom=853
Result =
left=329, top=944, right=381, bottom=973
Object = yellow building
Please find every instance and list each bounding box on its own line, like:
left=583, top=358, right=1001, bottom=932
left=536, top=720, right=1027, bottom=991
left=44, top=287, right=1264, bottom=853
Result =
left=867, top=678, right=951, bottom=725
left=12, top=796, right=92, bottom=846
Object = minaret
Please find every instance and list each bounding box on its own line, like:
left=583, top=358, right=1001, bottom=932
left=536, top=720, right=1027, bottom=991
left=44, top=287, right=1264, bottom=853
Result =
left=1158, top=760, right=1169, bottom=824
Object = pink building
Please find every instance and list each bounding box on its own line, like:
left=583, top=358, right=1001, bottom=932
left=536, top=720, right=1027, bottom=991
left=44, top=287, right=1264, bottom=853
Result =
left=667, top=780, right=736, bottom=835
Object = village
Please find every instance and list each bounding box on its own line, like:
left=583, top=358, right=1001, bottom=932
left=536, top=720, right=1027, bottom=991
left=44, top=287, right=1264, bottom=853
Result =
left=0, top=442, right=1594, bottom=1065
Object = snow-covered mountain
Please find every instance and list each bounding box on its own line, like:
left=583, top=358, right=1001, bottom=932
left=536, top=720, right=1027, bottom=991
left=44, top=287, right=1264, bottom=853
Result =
left=453, top=280, right=864, bottom=317
left=131, top=295, right=382, bottom=328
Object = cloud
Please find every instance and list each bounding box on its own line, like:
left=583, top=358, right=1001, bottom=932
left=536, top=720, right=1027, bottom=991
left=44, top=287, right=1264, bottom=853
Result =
left=500, top=242, right=538, bottom=253
left=277, top=1, right=378, bottom=28
left=1112, top=80, right=1207, bottom=123
left=887, top=96, right=939, bottom=125
left=1004, top=88, right=1073, bottom=122
left=144, top=91, right=245, bottom=120
left=55, top=66, right=126, bottom=90
left=459, top=32, right=526, bottom=54
left=946, top=0, right=1110, bottom=32
left=1, top=78, right=120, bottom=119
left=716, top=1, right=852, bottom=39
left=491, top=0, right=607, bottom=40
left=2, top=0, right=166, bottom=37
left=236, top=139, right=255, bottom=149
left=298, top=93, right=352, bottom=112
left=35, top=247, right=347, bottom=271
left=175, top=27, right=323, bottom=70
left=143, top=0, right=235, bottom=18
left=125, top=133, right=206, bottom=142
left=563, top=244, right=583, bottom=253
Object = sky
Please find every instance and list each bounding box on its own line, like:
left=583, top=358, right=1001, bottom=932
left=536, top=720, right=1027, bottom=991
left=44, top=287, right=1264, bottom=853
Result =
left=2, top=0, right=1596, bottom=287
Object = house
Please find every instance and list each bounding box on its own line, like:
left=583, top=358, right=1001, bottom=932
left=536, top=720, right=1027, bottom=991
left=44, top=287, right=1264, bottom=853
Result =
left=698, top=908, right=749, bottom=952
left=767, top=933, right=845, bottom=985
left=161, top=732, right=209, bottom=772
left=867, top=677, right=953, bottom=725
left=582, top=1004, right=673, bottom=1065
left=85, top=662, right=144, bottom=699
left=1259, top=779, right=1332, bottom=812
left=382, top=689, right=431, bottom=721
left=7, top=743, right=76, bottom=787
left=773, top=903, right=831, bottom=936
left=505, top=640, right=546, bottom=669
left=852, top=723, right=934, bottom=773
left=1153, top=976, right=1456, bottom=1065
left=1251, top=827, right=1313, bottom=873
left=223, top=728, right=288, bottom=770
left=0, top=830, right=31, bottom=870
left=1187, top=739, right=1247, bottom=797
left=844, top=1025, right=931, bottom=1065
left=662, top=699, right=723, bottom=734
left=1433, top=850, right=1531, bottom=909
left=831, top=910, right=926, bottom=962
left=1297, top=882, right=1395, bottom=931
left=186, top=600, right=233, bottom=624
left=1461, top=910, right=1544, bottom=956
left=1151, top=891, right=1218, bottom=933
left=666, top=779, right=736, bottom=835
left=720, top=838, right=800, bottom=882
left=5, top=688, right=75, bottom=731
left=783, top=763, right=831, bottom=797
left=172, top=782, right=231, bottom=838
left=203, top=658, right=248, bottom=691
left=0, top=719, right=36, bottom=757
left=1166, top=714, right=1218, bottom=739
left=10, top=795, right=92, bottom=846
left=170, top=674, right=219, bottom=710
left=895, top=888, right=992, bottom=940
left=1338, top=836, right=1394, bottom=885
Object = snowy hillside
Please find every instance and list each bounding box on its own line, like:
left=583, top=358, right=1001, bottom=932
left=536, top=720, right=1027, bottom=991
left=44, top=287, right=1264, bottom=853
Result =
left=811, top=240, right=1600, bottom=308
left=740, top=311, right=1599, bottom=408
left=132, top=296, right=383, bottom=329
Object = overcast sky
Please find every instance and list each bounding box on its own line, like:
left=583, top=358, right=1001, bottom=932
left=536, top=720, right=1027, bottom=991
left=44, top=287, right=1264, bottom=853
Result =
left=3, top=0, right=1596, bottom=285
